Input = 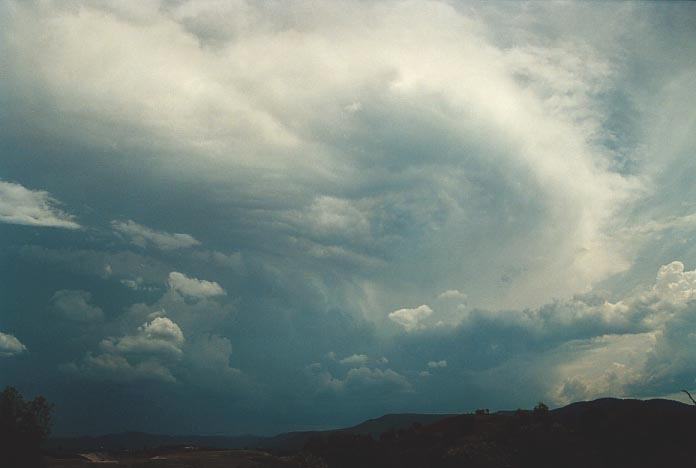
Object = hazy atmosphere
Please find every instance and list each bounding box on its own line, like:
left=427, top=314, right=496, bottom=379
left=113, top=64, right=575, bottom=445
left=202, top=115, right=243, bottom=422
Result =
left=1, top=0, right=696, bottom=437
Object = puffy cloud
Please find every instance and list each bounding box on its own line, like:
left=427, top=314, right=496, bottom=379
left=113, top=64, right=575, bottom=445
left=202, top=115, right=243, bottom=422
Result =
left=311, top=366, right=412, bottom=395
left=70, top=317, right=185, bottom=383
left=71, top=353, right=176, bottom=383
left=0, top=332, right=26, bottom=357
left=427, top=360, right=447, bottom=369
left=112, top=220, right=200, bottom=250
left=652, top=261, right=696, bottom=305
left=339, top=353, right=369, bottom=366
left=551, top=333, right=654, bottom=404
left=438, top=290, right=467, bottom=301
left=51, top=289, right=104, bottom=322
left=343, top=367, right=412, bottom=393
left=119, top=277, right=157, bottom=291
left=167, top=271, right=226, bottom=298
left=0, top=180, right=79, bottom=229
left=101, top=317, right=185, bottom=356
left=389, top=305, right=433, bottom=332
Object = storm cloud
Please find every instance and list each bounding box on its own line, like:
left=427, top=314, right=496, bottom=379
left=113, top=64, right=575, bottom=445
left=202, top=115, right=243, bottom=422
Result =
left=1, top=0, right=696, bottom=436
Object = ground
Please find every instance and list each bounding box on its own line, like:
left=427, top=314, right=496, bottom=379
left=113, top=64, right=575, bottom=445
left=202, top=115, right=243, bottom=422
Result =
left=45, top=450, right=304, bottom=468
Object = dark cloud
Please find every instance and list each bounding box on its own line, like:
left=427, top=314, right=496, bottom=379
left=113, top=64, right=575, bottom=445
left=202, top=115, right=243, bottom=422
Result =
left=1, top=0, right=695, bottom=435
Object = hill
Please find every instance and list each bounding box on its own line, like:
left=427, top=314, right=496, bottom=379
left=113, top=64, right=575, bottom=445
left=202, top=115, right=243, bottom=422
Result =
left=45, top=413, right=453, bottom=453
left=46, top=399, right=696, bottom=467
left=304, top=398, right=696, bottom=468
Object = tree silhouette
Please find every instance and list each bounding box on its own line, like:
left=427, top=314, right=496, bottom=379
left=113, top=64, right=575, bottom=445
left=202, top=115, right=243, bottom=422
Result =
left=0, top=386, right=53, bottom=468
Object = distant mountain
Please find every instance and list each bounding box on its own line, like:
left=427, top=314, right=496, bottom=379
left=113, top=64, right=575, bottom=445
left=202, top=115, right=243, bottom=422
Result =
left=47, top=398, right=696, bottom=467
left=255, top=413, right=455, bottom=452
left=340, top=413, right=455, bottom=437
left=45, top=413, right=453, bottom=453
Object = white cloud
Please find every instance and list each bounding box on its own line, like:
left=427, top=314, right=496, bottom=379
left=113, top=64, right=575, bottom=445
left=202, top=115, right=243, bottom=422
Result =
left=167, top=271, right=226, bottom=298
left=289, top=196, right=372, bottom=245
left=438, top=290, right=466, bottom=301
left=1, top=0, right=654, bottom=311
left=51, top=289, right=104, bottom=322
left=339, top=353, right=369, bottom=365
left=427, top=360, right=447, bottom=369
left=120, top=276, right=159, bottom=292
left=652, top=261, right=696, bottom=305
left=551, top=333, right=654, bottom=405
left=112, top=220, right=200, bottom=250
left=344, top=101, right=362, bottom=113
left=542, top=260, right=696, bottom=403
left=101, top=316, right=185, bottom=357
left=71, top=316, right=185, bottom=382
left=313, top=366, right=412, bottom=394
left=0, top=332, right=26, bottom=357
left=389, top=305, right=433, bottom=332
left=0, top=180, right=79, bottom=229
left=343, top=367, right=412, bottom=393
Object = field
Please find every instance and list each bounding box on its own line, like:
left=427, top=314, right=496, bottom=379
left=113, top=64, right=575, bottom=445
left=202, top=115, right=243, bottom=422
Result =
left=45, top=450, right=305, bottom=468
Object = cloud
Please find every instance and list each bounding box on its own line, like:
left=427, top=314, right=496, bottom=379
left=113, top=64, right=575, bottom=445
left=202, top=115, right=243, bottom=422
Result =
left=3, top=0, right=696, bottom=435
left=1, top=0, right=648, bottom=311
left=389, top=305, right=434, bottom=332
left=427, top=360, right=447, bottom=369
left=339, top=353, right=369, bottom=365
left=0, top=180, right=79, bottom=229
left=343, top=367, right=412, bottom=393
left=184, top=334, right=246, bottom=389
left=190, top=250, right=244, bottom=271
left=70, top=316, right=185, bottom=383
left=71, top=353, right=176, bottom=383
left=652, top=261, right=696, bottom=305
left=112, top=220, right=200, bottom=250
left=438, top=290, right=467, bottom=301
left=51, top=290, right=104, bottom=322
left=101, top=317, right=185, bottom=357
left=0, top=332, right=26, bottom=357
left=119, top=277, right=158, bottom=291
left=312, top=366, right=412, bottom=395
left=19, top=246, right=170, bottom=283
left=167, top=271, right=226, bottom=299
left=289, top=196, right=372, bottom=245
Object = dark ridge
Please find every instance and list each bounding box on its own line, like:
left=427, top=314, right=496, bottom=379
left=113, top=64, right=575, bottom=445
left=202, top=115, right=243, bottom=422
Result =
left=303, top=398, right=696, bottom=468
left=45, top=413, right=453, bottom=453
left=45, top=398, right=696, bottom=467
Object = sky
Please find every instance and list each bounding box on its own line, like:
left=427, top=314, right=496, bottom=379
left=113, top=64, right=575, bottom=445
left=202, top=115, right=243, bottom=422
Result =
left=1, top=0, right=696, bottom=436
